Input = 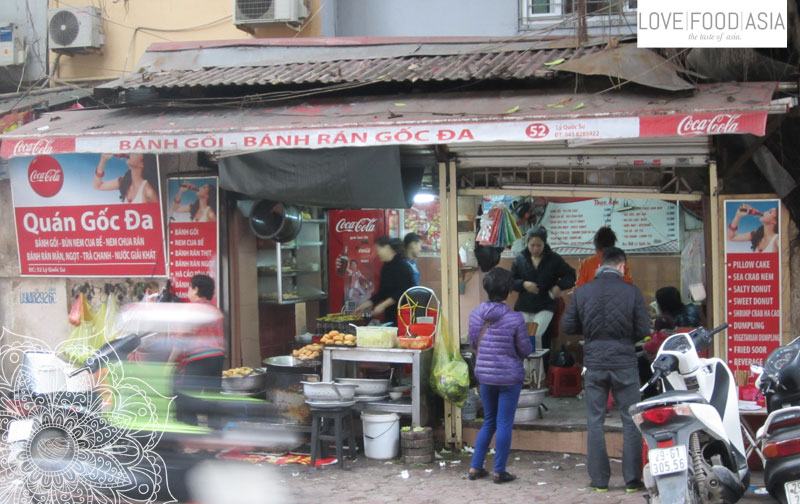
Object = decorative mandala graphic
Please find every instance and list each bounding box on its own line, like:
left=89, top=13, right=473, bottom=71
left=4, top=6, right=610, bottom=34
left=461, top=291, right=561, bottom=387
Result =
left=0, top=328, right=176, bottom=504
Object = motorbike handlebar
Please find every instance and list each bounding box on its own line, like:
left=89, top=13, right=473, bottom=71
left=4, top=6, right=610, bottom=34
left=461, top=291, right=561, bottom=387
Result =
left=707, top=323, right=729, bottom=338
left=640, top=369, right=662, bottom=393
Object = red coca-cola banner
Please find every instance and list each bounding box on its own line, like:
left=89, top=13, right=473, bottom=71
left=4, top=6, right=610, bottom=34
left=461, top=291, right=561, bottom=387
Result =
left=166, top=176, right=219, bottom=305
left=724, top=198, right=782, bottom=375
left=640, top=111, right=767, bottom=138
left=9, top=153, right=167, bottom=277
left=328, top=210, right=386, bottom=313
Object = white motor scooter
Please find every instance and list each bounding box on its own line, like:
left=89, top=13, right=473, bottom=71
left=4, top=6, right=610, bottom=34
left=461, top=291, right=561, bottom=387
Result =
left=631, top=324, right=750, bottom=504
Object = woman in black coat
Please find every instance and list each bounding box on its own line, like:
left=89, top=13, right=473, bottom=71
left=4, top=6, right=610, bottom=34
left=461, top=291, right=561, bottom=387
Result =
left=511, top=226, right=576, bottom=351
left=354, top=236, right=415, bottom=326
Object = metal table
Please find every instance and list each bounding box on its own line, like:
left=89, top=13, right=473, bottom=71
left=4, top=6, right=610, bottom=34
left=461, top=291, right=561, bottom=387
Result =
left=738, top=402, right=768, bottom=467
left=322, top=346, right=432, bottom=426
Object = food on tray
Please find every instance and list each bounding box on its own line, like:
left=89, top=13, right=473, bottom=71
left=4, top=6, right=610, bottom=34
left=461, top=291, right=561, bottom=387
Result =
left=320, top=330, right=356, bottom=346
left=317, top=313, right=362, bottom=322
left=223, top=366, right=260, bottom=378
left=293, top=343, right=323, bottom=360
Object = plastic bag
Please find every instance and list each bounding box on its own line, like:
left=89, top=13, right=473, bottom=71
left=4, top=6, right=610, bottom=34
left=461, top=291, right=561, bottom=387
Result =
left=429, top=314, right=470, bottom=407
left=68, top=293, right=85, bottom=326
left=550, top=345, right=575, bottom=367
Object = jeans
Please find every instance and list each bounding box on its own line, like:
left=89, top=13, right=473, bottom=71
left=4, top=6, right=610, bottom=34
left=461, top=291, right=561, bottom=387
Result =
left=470, top=383, right=522, bottom=474
left=584, top=367, right=642, bottom=487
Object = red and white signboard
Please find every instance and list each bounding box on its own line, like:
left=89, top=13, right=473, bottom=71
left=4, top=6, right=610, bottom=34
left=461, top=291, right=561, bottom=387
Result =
left=0, top=110, right=769, bottom=157
left=166, top=176, right=219, bottom=305
left=9, top=153, right=167, bottom=277
left=724, top=198, right=782, bottom=374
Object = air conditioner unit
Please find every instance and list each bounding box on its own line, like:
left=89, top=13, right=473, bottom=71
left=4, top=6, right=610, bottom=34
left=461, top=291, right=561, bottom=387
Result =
left=48, top=6, right=104, bottom=53
left=234, top=0, right=309, bottom=26
left=0, top=24, right=25, bottom=66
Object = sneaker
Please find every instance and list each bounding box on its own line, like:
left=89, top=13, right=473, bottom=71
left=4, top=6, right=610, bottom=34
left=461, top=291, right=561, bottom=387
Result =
left=589, top=483, right=608, bottom=492
left=493, top=472, right=517, bottom=484
left=625, top=480, right=645, bottom=493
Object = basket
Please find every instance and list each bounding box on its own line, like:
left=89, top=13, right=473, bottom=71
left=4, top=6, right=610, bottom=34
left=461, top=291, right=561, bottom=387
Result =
left=398, top=335, right=433, bottom=350
left=397, top=287, right=440, bottom=338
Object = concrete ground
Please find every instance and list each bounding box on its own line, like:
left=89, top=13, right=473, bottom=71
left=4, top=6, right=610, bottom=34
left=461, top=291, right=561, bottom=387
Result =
left=281, top=449, right=772, bottom=504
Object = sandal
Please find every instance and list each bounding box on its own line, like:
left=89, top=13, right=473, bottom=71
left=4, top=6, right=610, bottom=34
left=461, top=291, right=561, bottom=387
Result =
left=493, top=471, right=517, bottom=484
left=468, top=468, right=489, bottom=481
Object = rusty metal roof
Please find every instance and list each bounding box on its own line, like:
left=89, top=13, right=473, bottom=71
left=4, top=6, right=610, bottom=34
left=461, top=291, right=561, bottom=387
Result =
left=99, top=43, right=604, bottom=91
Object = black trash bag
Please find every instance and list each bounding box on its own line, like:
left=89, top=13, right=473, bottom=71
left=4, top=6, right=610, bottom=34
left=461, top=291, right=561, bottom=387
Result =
left=156, top=280, right=184, bottom=303
left=550, top=345, right=575, bottom=367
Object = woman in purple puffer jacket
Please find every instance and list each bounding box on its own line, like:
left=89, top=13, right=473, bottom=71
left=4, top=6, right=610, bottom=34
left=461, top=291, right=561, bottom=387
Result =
left=467, top=267, right=532, bottom=484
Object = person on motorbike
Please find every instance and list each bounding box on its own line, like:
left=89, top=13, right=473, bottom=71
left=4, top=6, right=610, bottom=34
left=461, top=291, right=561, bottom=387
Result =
left=562, top=247, right=650, bottom=493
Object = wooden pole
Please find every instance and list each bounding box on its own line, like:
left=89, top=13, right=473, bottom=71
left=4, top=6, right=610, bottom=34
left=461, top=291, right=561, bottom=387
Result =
left=709, top=161, right=724, bottom=359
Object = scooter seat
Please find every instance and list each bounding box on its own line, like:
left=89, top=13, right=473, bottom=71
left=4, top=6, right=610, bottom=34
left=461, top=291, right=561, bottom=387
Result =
left=630, top=390, right=708, bottom=415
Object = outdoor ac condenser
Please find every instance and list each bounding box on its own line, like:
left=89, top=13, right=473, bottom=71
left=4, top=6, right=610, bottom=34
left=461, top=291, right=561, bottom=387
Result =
left=234, top=0, right=309, bottom=26
left=48, top=6, right=104, bottom=53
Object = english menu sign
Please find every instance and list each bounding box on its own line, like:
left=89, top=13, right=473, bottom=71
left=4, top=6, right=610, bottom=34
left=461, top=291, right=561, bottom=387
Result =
left=9, top=153, right=167, bottom=277
left=724, top=198, right=782, bottom=373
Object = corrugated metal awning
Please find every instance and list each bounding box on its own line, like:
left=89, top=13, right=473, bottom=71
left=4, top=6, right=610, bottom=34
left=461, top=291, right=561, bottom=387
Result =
left=0, top=82, right=781, bottom=159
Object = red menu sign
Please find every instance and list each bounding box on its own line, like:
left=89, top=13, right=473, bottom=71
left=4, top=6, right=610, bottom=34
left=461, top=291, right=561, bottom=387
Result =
left=167, top=176, right=219, bottom=304
left=9, top=153, right=167, bottom=277
left=724, top=198, right=782, bottom=373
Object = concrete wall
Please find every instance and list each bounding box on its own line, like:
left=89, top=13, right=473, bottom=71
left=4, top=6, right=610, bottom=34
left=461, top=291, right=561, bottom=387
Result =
left=334, top=0, right=519, bottom=37
left=0, top=0, right=49, bottom=91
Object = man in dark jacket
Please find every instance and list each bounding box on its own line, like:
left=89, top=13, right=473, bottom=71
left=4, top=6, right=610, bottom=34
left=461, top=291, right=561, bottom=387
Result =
left=562, top=247, right=650, bottom=493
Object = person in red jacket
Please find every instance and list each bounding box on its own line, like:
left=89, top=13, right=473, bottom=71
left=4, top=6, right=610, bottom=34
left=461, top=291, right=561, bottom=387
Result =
left=576, top=226, right=633, bottom=288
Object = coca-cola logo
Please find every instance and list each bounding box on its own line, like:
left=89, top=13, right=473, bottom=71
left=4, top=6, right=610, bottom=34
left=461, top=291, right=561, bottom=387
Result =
left=13, top=138, right=55, bottom=157
left=27, top=155, right=64, bottom=198
left=335, top=218, right=377, bottom=233
left=677, top=114, right=741, bottom=136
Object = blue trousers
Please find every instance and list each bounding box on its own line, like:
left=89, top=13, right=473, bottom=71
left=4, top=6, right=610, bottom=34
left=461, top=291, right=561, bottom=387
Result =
left=470, top=383, right=522, bottom=474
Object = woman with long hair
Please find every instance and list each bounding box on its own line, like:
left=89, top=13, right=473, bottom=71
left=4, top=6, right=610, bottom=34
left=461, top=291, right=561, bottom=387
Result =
left=511, top=226, right=576, bottom=351
left=172, top=183, right=217, bottom=222
left=727, top=204, right=779, bottom=252
left=93, top=153, right=159, bottom=203
left=354, top=236, right=414, bottom=326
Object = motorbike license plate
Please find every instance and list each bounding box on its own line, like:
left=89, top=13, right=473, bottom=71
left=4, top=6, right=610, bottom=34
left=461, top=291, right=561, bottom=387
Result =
left=648, top=446, right=688, bottom=476
left=785, top=479, right=800, bottom=504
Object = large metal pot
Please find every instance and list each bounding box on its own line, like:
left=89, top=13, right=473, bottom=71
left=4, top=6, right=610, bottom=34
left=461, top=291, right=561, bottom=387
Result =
left=221, top=368, right=267, bottom=392
left=249, top=200, right=303, bottom=243
left=263, top=356, right=321, bottom=424
left=518, top=388, right=547, bottom=408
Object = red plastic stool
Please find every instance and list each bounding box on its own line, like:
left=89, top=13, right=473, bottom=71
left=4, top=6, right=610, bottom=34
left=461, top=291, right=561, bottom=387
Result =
left=547, top=366, right=582, bottom=397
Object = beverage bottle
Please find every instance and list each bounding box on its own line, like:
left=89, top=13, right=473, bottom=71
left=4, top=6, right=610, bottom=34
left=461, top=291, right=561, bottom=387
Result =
left=336, top=246, right=349, bottom=276
left=748, top=208, right=763, bottom=216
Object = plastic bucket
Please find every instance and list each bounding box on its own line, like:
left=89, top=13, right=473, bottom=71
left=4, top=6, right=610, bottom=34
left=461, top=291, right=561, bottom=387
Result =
left=361, top=412, right=399, bottom=460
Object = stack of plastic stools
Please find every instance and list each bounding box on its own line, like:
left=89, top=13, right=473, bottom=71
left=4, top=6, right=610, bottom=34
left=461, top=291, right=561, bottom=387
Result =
left=309, top=405, right=356, bottom=469
left=547, top=366, right=582, bottom=397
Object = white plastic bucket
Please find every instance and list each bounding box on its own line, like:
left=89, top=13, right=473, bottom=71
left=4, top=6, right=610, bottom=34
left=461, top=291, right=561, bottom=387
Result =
left=361, top=412, right=399, bottom=460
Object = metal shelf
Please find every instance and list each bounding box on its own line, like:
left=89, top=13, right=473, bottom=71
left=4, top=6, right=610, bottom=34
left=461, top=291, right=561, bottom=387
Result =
left=280, top=241, right=324, bottom=249
left=259, top=294, right=328, bottom=305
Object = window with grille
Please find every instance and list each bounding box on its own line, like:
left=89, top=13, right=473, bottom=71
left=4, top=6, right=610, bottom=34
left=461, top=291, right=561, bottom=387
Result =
left=520, top=0, right=636, bottom=31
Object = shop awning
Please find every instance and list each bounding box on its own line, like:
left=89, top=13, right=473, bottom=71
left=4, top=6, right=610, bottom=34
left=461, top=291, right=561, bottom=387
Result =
left=0, top=82, right=783, bottom=159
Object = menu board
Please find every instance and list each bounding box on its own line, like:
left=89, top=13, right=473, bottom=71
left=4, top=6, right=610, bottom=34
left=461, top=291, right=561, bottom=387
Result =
left=724, top=198, right=782, bottom=373
left=9, top=153, right=167, bottom=277
left=540, top=198, right=679, bottom=255
left=167, top=176, right=219, bottom=305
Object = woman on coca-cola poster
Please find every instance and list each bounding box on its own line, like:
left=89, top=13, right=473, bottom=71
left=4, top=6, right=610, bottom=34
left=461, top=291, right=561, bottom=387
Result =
left=725, top=201, right=779, bottom=253
left=93, top=153, right=159, bottom=204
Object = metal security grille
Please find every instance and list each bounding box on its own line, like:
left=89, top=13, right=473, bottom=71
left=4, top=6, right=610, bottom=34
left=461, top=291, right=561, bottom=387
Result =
left=521, top=0, right=636, bottom=18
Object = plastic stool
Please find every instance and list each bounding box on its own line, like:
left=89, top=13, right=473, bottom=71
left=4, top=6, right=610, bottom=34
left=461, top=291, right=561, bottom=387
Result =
left=310, top=406, right=357, bottom=469
left=547, top=366, right=582, bottom=397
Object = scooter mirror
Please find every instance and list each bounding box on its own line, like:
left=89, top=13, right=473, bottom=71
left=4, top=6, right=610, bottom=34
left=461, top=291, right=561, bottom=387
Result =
left=750, top=363, right=764, bottom=376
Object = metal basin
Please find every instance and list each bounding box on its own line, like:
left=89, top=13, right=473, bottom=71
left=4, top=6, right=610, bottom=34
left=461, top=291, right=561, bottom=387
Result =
left=334, top=378, right=389, bottom=396
left=518, top=388, right=547, bottom=408
left=300, top=381, right=358, bottom=401
left=222, top=368, right=267, bottom=392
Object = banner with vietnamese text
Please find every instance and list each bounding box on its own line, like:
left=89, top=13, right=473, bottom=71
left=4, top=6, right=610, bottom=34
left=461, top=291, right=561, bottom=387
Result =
left=9, top=153, right=167, bottom=277
left=167, top=176, right=219, bottom=305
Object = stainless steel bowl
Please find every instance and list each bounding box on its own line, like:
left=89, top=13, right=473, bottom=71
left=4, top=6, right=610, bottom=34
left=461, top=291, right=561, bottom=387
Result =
left=222, top=368, right=267, bottom=392
left=334, top=377, right=390, bottom=396
left=518, top=388, right=547, bottom=408
left=514, top=406, right=540, bottom=422
left=300, top=381, right=358, bottom=401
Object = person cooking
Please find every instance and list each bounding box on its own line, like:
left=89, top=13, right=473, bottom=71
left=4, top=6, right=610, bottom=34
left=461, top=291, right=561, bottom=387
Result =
left=354, top=236, right=415, bottom=326
left=511, top=226, right=576, bottom=351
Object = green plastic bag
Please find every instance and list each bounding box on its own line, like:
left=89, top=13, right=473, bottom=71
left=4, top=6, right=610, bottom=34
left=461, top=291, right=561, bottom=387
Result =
left=429, top=314, right=470, bottom=407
